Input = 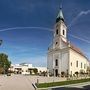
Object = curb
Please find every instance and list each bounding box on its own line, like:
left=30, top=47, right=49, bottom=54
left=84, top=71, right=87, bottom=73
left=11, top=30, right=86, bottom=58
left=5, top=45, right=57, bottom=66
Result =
left=32, top=83, right=37, bottom=90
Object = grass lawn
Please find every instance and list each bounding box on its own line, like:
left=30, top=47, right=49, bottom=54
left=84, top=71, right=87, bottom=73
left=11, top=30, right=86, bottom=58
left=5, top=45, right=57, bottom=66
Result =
left=36, top=78, right=90, bottom=88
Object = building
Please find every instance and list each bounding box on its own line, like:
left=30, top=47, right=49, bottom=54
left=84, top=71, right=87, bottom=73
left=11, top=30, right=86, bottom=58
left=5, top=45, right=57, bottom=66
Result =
left=47, top=7, right=90, bottom=77
left=10, top=63, right=47, bottom=75
left=34, top=67, right=47, bottom=73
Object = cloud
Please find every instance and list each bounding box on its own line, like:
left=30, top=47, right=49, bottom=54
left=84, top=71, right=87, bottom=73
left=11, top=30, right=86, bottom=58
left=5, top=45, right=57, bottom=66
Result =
left=69, top=34, right=90, bottom=44
left=0, top=26, right=90, bottom=45
left=68, top=10, right=90, bottom=27
left=13, top=55, right=47, bottom=67
left=0, top=26, right=53, bottom=32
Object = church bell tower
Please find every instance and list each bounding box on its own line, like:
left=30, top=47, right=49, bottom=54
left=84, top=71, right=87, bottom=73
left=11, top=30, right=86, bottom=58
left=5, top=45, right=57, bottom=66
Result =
left=53, top=7, right=67, bottom=49
left=47, top=6, right=68, bottom=77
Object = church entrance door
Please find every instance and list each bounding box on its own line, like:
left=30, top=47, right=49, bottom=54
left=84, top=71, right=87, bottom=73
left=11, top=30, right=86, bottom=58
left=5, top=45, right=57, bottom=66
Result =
left=55, top=69, right=58, bottom=77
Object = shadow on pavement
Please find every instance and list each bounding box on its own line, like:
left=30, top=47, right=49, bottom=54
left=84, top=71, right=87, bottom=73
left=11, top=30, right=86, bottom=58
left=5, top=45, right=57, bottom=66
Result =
left=83, top=85, right=90, bottom=90
left=52, top=85, right=90, bottom=90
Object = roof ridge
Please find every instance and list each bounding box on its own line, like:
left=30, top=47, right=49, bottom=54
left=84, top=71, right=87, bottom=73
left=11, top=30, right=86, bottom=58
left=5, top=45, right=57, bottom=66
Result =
left=61, top=39, right=89, bottom=61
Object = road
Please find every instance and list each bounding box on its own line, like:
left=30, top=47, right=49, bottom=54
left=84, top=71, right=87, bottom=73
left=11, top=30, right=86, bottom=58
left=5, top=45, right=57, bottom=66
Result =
left=0, top=75, right=35, bottom=90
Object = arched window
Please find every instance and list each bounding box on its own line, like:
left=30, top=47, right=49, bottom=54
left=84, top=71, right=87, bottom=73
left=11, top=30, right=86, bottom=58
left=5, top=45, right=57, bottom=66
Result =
left=71, top=62, right=72, bottom=66
left=56, top=29, right=58, bottom=35
left=63, top=30, right=65, bottom=35
left=55, top=59, right=58, bottom=66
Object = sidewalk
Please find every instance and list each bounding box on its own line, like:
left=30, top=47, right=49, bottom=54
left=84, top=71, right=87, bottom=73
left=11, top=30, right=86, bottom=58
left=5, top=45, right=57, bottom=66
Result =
left=48, top=81, right=90, bottom=90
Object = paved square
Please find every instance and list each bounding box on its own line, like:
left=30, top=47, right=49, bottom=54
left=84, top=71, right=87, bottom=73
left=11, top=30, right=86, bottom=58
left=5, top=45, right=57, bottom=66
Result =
left=0, top=75, right=35, bottom=90
left=0, top=75, right=66, bottom=90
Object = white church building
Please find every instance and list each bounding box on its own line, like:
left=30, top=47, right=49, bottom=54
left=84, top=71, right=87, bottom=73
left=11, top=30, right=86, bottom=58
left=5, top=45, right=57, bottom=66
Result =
left=47, top=7, right=90, bottom=77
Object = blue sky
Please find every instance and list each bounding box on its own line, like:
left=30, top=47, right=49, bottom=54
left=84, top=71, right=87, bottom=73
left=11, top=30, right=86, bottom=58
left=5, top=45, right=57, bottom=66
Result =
left=0, top=0, right=90, bottom=67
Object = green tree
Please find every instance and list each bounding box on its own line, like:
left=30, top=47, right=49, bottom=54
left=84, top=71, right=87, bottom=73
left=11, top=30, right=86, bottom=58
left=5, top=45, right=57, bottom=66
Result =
left=0, top=53, right=11, bottom=74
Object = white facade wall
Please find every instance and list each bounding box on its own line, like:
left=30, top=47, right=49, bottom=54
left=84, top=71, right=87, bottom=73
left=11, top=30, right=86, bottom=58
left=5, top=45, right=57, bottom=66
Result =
left=61, top=51, right=69, bottom=73
left=21, top=66, right=30, bottom=75
left=47, top=48, right=69, bottom=76
left=10, top=64, right=47, bottom=74
left=47, top=53, right=54, bottom=74
left=60, top=21, right=67, bottom=42
left=53, top=52, right=61, bottom=74
left=69, top=49, right=89, bottom=75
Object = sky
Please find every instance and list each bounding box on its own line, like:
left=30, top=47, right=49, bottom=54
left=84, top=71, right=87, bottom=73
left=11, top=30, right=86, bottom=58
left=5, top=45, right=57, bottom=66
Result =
left=0, top=0, right=90, bottom=67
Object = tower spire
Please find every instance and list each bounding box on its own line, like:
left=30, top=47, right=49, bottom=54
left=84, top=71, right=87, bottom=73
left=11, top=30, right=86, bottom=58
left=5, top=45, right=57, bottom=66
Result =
left=56, top=3, right=64, bottom=23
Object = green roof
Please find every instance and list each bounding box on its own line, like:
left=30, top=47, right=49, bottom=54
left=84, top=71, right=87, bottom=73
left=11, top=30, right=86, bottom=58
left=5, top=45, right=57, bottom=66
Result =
left=56, top=8, right=64, bottom=22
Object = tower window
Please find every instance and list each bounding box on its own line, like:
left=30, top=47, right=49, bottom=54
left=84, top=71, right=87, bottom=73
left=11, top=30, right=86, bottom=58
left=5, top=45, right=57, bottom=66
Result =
left=56, top=29, right=58, bottom=35
left=71, top=62, right=72, bottom=66
left=81, top=62, right=82, bottom=68
left=84, top=64, right=86, bottom=69
left=63, top=30, right=65, bottom=35
left=55, top=59, right=58, bottom=66
left=76, top=61, right=78, bottom=67
left=56, top=42, right=58, bottom=45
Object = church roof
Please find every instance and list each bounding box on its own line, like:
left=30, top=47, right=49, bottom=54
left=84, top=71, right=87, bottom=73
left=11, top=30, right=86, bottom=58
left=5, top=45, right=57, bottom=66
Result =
left=62, top=39, right=89, bottom=60
left=56, top=7, right=64, bottom=23
left=70, top=44, right=87, bottom=58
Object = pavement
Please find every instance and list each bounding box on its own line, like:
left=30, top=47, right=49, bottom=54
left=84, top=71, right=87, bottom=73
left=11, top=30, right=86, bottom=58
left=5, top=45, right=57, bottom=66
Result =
left=49, top=82, right=90, bottom=90
left=0, top=75, right=89, bottom=90
left=0, top=75, right=66, bottom=90
left=0, top=75, right=34, bottom=90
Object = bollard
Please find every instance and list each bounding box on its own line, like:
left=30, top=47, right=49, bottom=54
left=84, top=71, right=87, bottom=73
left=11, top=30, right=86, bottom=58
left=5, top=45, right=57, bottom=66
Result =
left=37, top=78, right=39, bottom=85
left=32, top=83, right=37, bottom=90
